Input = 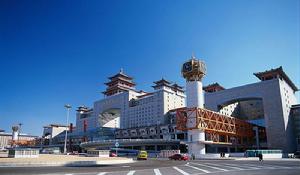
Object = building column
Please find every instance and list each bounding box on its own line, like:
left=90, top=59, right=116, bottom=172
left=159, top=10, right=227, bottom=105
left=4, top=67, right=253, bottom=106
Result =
left=253, top=126, right=259, bottom=149
left=186, top=81, right=206, bottom=158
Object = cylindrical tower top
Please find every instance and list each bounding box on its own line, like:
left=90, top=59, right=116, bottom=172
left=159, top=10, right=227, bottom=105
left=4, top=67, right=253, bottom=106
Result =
left=12, top=126, right=19, bottom=141
left=181, top=56, right=206, bottom=81
left=12, top=126, right=19, bottom=132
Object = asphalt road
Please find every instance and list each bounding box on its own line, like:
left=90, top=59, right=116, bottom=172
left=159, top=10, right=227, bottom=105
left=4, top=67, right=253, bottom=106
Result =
left=0, top=159, right=299, bottom=175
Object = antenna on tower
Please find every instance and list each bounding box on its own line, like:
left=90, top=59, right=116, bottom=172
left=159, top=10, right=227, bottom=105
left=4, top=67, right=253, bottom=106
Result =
left=191, top=52, right=196, bottom=59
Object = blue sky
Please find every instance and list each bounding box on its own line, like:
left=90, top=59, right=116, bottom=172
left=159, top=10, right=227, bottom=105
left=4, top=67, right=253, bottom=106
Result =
left=0, top=0, right=299, bottom=136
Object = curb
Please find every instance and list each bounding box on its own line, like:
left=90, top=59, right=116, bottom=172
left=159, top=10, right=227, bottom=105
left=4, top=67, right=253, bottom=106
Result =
left=0, top=159, right=135, bottom=167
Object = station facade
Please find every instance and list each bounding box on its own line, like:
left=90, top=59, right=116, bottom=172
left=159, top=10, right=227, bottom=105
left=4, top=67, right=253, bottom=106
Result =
left=45, top=56, right=299, bottom=154
left=76, top=70, right=185, bottom=133
left=204, top=67, right=298, bottom=152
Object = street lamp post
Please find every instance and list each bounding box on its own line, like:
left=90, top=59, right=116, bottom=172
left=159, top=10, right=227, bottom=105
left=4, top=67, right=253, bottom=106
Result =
left=64, top=104, right=72, bottom=154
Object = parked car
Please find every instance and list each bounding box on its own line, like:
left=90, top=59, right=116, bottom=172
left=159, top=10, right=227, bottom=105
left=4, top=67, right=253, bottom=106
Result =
left=109, top=152, right=117, bottom=157
left=67, top=151, right=79, bottom=155
left=169, top=154, right=189, bottom=161
left=78, top=153, right=87, bottom=157
left=137, top=150, right=148, bottom=160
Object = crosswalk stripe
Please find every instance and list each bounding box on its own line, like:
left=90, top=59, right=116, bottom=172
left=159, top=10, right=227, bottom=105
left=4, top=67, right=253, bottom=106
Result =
left=173, top=166, right=190, bottom=175
left=263, top=164, right=291, bottom=169
left=127, top=170, right=136, bottom=175
left=224, top=163, right=261, bottom=169
left=249, top=164, right=290, bottom=168
left=247, top=164, right=276, bottom=169
left=247, top=164, right=291, bottom=169
left=185, top=164, right=211, bottom=173
left=97, top=173, right=107, bottom=175
left=240, top=164, right=275, bottom=169
left=191, top=162, right=228, bottom=171
left=154, top=168, right=162, bottom=175
left=204, top=163, right=244, bottom=170
left=221, top=163, right=258, bottom=170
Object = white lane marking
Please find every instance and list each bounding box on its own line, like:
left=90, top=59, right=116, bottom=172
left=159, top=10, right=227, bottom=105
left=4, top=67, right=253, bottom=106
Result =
left=263, top=164, right=292, bottom=169
left=190, top=162, right=228, bottom=171
left=122, top=165, right=130, bottom=167
left=185, top=164, right=211, bottom=173
left=65, top=174, right=73, bottom=175
left=247, top=164, right=291, bottom=169
left=247, top=164, right=276, bottom=169
left=173, top=166, right=190, bottom=175
left=239, top=163, right=275, bottom=169
left=154, top=168, right=162, bottom=175
left=204, top=163, right=244, bottom=170
left=127, top=170, right=136, bottom=175
left=233, top=164, right=261, bottom=169
left=221, top=163, right=255, bottom=170
left=97, top=173, right=107, bottom=175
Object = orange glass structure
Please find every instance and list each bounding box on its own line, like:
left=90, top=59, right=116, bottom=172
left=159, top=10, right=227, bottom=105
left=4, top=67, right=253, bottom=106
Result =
left=10, top=139, right=37, bottom=147
left=176, top=107, right=255, bottom=146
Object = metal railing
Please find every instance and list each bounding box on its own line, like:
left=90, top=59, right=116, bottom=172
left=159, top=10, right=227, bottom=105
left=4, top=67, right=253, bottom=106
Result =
left=81, top=138, right=182, bottom=145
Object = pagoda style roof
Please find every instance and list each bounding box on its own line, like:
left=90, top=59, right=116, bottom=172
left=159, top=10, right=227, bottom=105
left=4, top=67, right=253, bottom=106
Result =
left=108, top=69, right=133, bottom=80
left=153, top=78, right=171, bottom=85
left=203, top=83, right=225, bottom=93
left=76, top=106, right=93, bottom=113
left=103, top=69, right=136, bottom=96
left=152, top=78, right=172, bottom=88
left=172, top=83, right=184, bottom=89
left=105, top=78, right=136, bottom=86
left=172, top=83, right=184, bottom=92
left=254, top=66, right=298, bottom=91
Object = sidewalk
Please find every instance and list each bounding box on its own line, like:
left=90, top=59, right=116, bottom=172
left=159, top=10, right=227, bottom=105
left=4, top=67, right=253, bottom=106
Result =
left=233, top=157, right=300, bottom=161
left=0, top=154, right=134, bottom=167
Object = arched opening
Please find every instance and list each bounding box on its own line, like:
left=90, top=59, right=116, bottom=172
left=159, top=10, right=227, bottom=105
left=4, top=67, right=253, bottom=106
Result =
left=218, top=97, right=267, bottom=149
left=99, top=108, right=121, bottom=128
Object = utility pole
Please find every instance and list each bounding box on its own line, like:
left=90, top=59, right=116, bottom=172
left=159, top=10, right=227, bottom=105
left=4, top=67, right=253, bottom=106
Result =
left=64, top=104, right=72, bottom=154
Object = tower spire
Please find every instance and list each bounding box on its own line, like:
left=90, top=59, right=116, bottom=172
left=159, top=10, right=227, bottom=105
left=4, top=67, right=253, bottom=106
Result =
left=191, top=52, right=196, bottom=59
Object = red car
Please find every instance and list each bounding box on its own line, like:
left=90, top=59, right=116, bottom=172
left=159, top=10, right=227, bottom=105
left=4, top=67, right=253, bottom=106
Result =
left=169, top=154, right=189, bottom=161
left=109, top=152, right=117, bottom=157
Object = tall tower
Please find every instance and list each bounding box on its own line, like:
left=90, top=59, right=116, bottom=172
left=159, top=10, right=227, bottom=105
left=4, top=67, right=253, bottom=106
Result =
left=181, top=55, right=206, bottom=157
left=12, top=126, right=19, bottom=141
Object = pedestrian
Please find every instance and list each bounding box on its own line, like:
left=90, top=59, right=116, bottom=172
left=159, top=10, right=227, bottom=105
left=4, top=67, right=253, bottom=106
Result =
left=258, top=153, right=263, bottom=161
left=220, top=152, right=225, bottom=158
left=191, top=153, right=195, bottom=160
